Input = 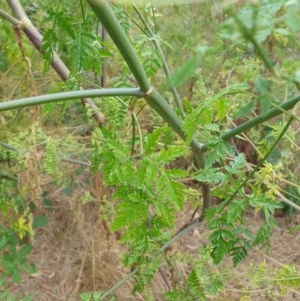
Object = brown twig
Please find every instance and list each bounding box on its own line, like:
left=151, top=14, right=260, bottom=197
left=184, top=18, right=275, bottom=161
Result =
left=5, top=0, right=106, bottom=126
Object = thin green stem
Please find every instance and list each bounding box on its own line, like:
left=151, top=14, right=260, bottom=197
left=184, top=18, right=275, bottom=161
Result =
left=99, top=269, right=139, bottom=300
left=221, top=95, right=300, bottom=141
left=145, top=90, right=185, bottom=138
left=232, top=12, right=275, bottom=75
left=126, top=11, right=149, bottom=36
left=219, top=115, right=294, bottom=213
left=232, top=10, right=300, bottom=90
left=0, top=142, right=17, bottom=151
left=79, top=0, right=85, bottom=20
left=132, top=5, right=186, bottom=118
left=0, top=88, right=143, bottom=111
left=130, top=113, right=136, bottom=157
left=130, top=111, right=144, bottom=155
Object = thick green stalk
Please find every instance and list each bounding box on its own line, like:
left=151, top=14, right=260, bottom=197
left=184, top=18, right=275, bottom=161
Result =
left=87, top=0, right=150, bottom=92
left=146, top=91, right=205, bottom=153
left=221, top=95, right=300, bottom=141
left=86, top=1, right=208, bottom=206
left=145, top=90, right=185, bottom=138
left=87, top=0, right=198, bottom=143
left=0, top=88, right=142, bottom=111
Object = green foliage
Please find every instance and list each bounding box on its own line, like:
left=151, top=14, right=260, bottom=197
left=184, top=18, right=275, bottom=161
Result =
left=0, top=291, right=32, bottom=301
left=131, top=256, right=164, bottom=293
left=134, top=34, right=162, bottom=79
left=70, top=27, right=102, bottom=74
left=183, top=83, right=250, bottom=144
left=164, top=247, right=224, bottom=300
left=248, top=261, right=300, bottom=299
left=220, top=0, right=288, bottom=47
left=0, top=168, right=36, bottom=285
left=1, top=0, right=300, bottom=299
left=97, top=97, right=127, bottom=131
left=44, top=138, right=61, bottom=179
left=92, top=127, right=191, bottom=272
left=207, top=210, right=251, bottom=266
left=80, top=291, right=110, bottom=301
left=0, top=131, right=50, bottom=287
left=166, top=53, right=203, bottom=89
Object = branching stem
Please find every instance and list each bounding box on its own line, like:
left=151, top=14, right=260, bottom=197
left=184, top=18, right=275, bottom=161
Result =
left=0, top=88, right=143, bottom=111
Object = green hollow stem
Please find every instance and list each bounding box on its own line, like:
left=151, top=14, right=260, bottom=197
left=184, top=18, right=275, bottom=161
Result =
left=221, top=95, right=300, bottom=141
left=87, top=0, right=150, bottom=93
left=86, top=0, right=209, bottom=218
left=145, top=90, right=185, bottom=139
left=87, top=0, right=191, bottom=140
left=0, top=88, right=143, bottom=111
left=86, top=0, right=204, bottom=150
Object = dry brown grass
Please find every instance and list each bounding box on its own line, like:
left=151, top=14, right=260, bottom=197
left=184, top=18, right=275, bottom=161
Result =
left=3, top=129, right=300, bottom=301
left=6, top=162, right=132, bottom=301
left=6, top=177, right=300, bottom=301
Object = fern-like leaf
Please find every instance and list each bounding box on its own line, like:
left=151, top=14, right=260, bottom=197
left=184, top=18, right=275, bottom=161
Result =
left=157, top=170, right=186, bottom=210
left=253, top=221, right=275, bottom=251
left=231, top=245, right=248, bottom=267
left=225, top=153, right=246, bottom=174
left=156, top=145, right=188, bottom=164
left=194, top=167, right=226, bottom=184
left=226, top=199, right=247, bottom=224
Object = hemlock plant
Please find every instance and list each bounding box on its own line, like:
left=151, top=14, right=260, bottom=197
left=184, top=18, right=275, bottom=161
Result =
left=0, top=0, right=299, bottom=299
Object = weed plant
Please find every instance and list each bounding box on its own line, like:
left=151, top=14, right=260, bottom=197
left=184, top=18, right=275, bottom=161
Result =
left=0, top=0, right=300, bottom=300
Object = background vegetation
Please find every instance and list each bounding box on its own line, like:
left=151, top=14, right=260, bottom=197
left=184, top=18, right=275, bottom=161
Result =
left=0, top=0, right=300, bottom=300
